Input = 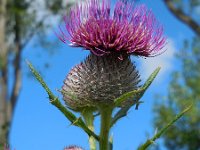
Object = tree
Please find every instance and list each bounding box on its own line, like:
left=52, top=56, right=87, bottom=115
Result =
left=0, top=0, right=78, bottom=148
left=164, top=0, right=200, bottom=35
left=153, top=0, right=200, bottom=149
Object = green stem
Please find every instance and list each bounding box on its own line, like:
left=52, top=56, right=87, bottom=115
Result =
left=82, top=110, right=96, bottom=150
left=99, top=106, right=113, bottom=150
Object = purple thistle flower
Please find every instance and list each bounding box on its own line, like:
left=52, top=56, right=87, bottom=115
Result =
left=64, top=145, right=83, bottom=150
left=58, top=0, right=166, bottom=59
left=4, top=144, right=15, bottom=150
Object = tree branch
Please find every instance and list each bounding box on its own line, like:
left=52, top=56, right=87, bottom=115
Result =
left=10, top=49, right=22, bottom=113
left=164, top=0, right=200, bottom=36
left=21, top=16, right=46, bottom=49
left=9, top=4, right=22, bottom=117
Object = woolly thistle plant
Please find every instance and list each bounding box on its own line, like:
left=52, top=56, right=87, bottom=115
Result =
left=58, top=1, right=165, bottom=149
left=60, top=0, right=165, bottom=112
left=27, top=0, right=192, bottom=150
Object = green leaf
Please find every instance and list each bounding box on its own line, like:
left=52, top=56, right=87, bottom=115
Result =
left=114, top=88, right=144, bottom=107
left=111, top=67, right=161, bottom=127
left=26, top=60, right=99, bottom=141
left=114, top=67, right=160, bottom=107
left=138, top=104, right=193, bottom=150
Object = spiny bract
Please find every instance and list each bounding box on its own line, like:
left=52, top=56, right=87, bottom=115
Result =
left=62, top=54, right=140, bottom=111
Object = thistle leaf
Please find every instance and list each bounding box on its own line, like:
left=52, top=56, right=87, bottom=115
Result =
left=114, top=88, right=144, bottom=107
left=26, top=60, right=99, bottom=141
left=137, top=104, right=193, bottom=150
left=112, top=67, right=161, bottom=127
left=114, top=67, right=161, bottom=107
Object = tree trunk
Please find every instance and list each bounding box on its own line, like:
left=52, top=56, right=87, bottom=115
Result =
left=0, top=0, right=9, bottom=148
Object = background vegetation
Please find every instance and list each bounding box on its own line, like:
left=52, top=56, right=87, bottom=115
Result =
left=0, top=0, right=199, bottom=149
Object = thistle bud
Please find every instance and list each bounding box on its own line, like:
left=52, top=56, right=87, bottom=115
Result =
left=62, top=54, right=140, bottom=111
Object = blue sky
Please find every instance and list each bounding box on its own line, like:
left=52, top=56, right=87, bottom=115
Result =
left=9, top=0, right=194, bottom=150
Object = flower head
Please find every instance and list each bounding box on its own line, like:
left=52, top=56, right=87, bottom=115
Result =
left=62, top=54, right=140, bottom=111
left=64, top=146, right=83, bottom=150
left=59, top=0, right=166, bottom=59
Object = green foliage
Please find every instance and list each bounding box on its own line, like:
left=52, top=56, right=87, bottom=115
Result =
left=45, top=0, right=64, bottom=14
left=5, top=0, right=68, bottom=51
left=153, top=37, right=200, bottom=150
left=153, top=0, right=200, bottom=148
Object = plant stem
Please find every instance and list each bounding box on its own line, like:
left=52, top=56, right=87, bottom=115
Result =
left=82, top=110, right=96, bottom=150
left=99, top=106, right=113, bottom=150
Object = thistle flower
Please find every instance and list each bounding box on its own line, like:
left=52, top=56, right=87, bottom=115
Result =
left=59, top=0, right=166, bottom=59
left=4, top=144, right=14, bottom=150
left=64, top=146, right=83, bottom=150
left=62, top=53, right=140, bottom=110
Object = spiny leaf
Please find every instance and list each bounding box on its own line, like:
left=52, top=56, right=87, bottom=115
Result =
left=114, top=88, right=143, bottom=106
left=114, top=67, right=160, bottom=107
left=111, top=67, right=160, bottom=127
left=26, top=60, right=54, bottom=100
left=26, top=60, right=99, bottom=141
left=143, top=67, right=161, bottom=89
left=138, top=104, right=193, bottom=150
